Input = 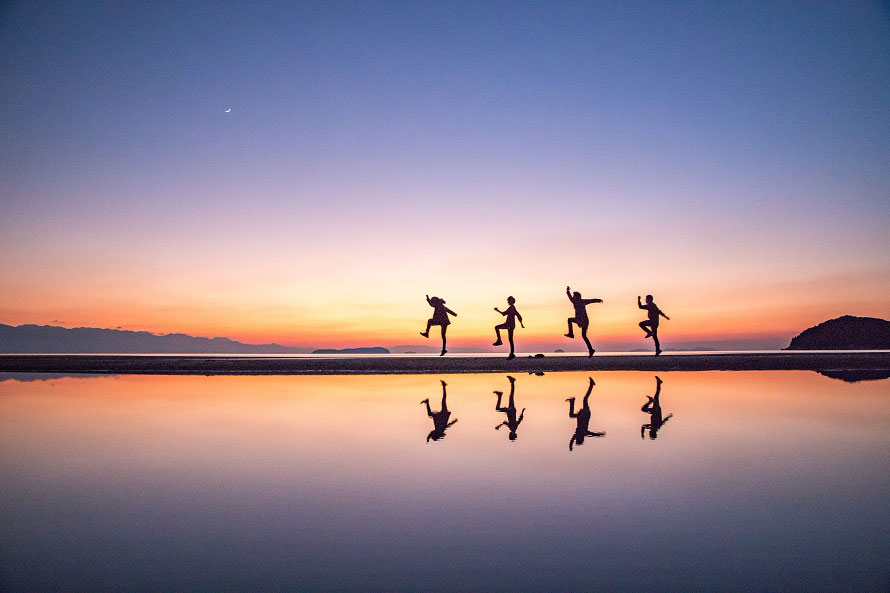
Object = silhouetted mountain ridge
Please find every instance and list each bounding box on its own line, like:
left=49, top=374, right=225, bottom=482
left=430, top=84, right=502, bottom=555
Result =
left=787, top=316, right=890, bottom=350
left=0, top=324, right=311, bottom=354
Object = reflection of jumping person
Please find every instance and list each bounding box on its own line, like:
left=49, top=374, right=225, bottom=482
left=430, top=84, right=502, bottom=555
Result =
left=494, top=375, right=525, bottom=441
left=638, top=294, right=670, bottom=355
left=420, top=295, right=457, bottom=356
left=566, top=377, right=605, bottom=451
left=641, top=376, right=673, bottom=439
left=564, top=285, right=603, bottom=357
left=493, top=296, right=524, bottom=360
left=420, top=380, right=458, bottom=442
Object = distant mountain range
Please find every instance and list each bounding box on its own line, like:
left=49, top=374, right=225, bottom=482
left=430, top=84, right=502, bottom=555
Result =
left=787, top=316, right=890, bottom=350
left=0, top=324, right=312, bottom=354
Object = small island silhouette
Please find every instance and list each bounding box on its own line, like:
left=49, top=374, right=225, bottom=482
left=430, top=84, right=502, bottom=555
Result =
left=786, top=316, right=890, bottom=350
left=312, top=347, right=390, bottom=354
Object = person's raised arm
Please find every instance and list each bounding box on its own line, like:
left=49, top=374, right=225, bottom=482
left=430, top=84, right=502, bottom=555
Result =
left=566, top=286, right=573, bottom=301
left=638, top=296, right=645, bottom=310
left=426, top=294, right=432, bottom=306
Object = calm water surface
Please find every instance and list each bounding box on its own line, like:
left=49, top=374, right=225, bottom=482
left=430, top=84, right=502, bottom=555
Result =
left=1, top=371, right=888, bottom=592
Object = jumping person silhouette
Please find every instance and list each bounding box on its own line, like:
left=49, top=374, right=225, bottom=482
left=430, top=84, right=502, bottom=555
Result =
left=566, top=377, right=605, bottom=451
left=420, top=380, right=458, bottom=442
left=641, top=375, right=673, bottom=439
left=493, top=296, right=524, bottom=360
left=494, top=375, right=525, bottom=441
left=564, top=285, right=603, bottom=357
left=420, top=295, right=457, bottom=356
left=638, top=294, right=670, bottom=355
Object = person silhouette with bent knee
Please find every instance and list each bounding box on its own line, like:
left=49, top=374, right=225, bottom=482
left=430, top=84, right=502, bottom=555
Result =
left=641, top=375, right=673, bottom=439
left=420, top=380, right=458, bottom=442
left=565, top=285, right=603, bottom=357
left=493, top=296, right=524, bottom=360
left=638, top=294, right=670, bottom=355
left=566, top=377, right=605, bottom=451
left=420, top=295, right=457, bottom=356
left=494, top=375, right=525, bottom=441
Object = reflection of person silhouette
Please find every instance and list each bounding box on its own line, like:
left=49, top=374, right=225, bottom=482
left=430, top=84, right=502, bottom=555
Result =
left=564, top=285, right=603, bottom=357
left=641, top=375, right=673, bottom=439
left=494, top=375, right=525, bottom=441
left=638, top=294, right=670, bottom=355
left=493, top=296, right=524, bottom=360
left=566, top=377, right=606, bottom=451
left=420, top=295, right=457, bottom=356
left=420, top=380, right=458, bottom=442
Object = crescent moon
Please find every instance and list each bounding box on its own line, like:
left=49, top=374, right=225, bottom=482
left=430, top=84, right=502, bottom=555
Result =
left=224, top=108, right=231, bottom=113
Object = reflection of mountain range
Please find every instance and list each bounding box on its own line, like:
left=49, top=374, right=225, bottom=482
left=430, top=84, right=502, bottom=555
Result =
left=0, top=324, right=311, bottom=354
left=787, top=316, right=890, bottom=350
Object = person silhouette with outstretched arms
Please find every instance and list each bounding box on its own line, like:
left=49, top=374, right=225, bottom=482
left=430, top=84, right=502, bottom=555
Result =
left=565, top=285, right=603, bottom=357
left=641, top=375, right=673, bottom=439
left=567, top=376, right=605, bottom=451
left=494, top=375, right=525, bottom=441
left=420, top=380, right=458, bottom=442
left=420, top=295, right=457, bottom=356
left=638, top=294, right=670, bottom=355
left=493, top=296, right=524, bottom=360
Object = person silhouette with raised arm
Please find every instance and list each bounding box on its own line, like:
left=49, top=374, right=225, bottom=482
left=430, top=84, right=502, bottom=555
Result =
left=566, top=377, right=605, bottom=451
left=420, top=295, right=457, bottom=356
left=420, top=380, right=458, bottom=442
left=565, top=285, right=603, bottom=357
left=641, top=375, right=673, bottom=439
left=494, top=375, right=525, bottom=441
left=638, top=294, right=670, bottom=355
left=493, top=296, right=524, bottom=360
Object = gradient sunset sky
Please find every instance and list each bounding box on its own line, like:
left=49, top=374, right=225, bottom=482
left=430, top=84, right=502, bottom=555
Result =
left=1, top=1, right=888, bottom=351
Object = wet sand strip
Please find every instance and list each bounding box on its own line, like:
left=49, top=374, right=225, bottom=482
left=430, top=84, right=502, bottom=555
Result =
left=1, top=352, right=889, bottom=376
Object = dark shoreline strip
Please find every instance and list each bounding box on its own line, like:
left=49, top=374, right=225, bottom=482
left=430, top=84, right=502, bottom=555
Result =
left=1, top=353, right=889, bottom=376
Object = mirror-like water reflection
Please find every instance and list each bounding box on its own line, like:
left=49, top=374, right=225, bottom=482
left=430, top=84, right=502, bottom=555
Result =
left=1, top=371, right=888, bottom=592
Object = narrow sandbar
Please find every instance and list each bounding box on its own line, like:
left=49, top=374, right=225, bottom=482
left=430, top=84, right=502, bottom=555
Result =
left=0, top=352, right=888, bottom=375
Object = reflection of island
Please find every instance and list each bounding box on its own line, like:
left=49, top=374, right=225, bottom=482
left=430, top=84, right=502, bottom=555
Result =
left=494, top=375, right=525, bottom=441
left=641, top=375, right=672, bottom=439
left=816, top=369, right=890, bottom=383
left=566, top=377, right=605, bottom=451
left=312, top=347, right=390, bottom=354
left=787, top=315, right=890, bottom=350
left=420, top=380, right=458, bottom=442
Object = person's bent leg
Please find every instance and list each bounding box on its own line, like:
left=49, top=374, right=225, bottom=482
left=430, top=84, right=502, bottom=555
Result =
left=639, top=321, right=652, bottom=337
left=494, top=324, right=505, bottom=345
left=565, top=318, right=575, bottom=338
